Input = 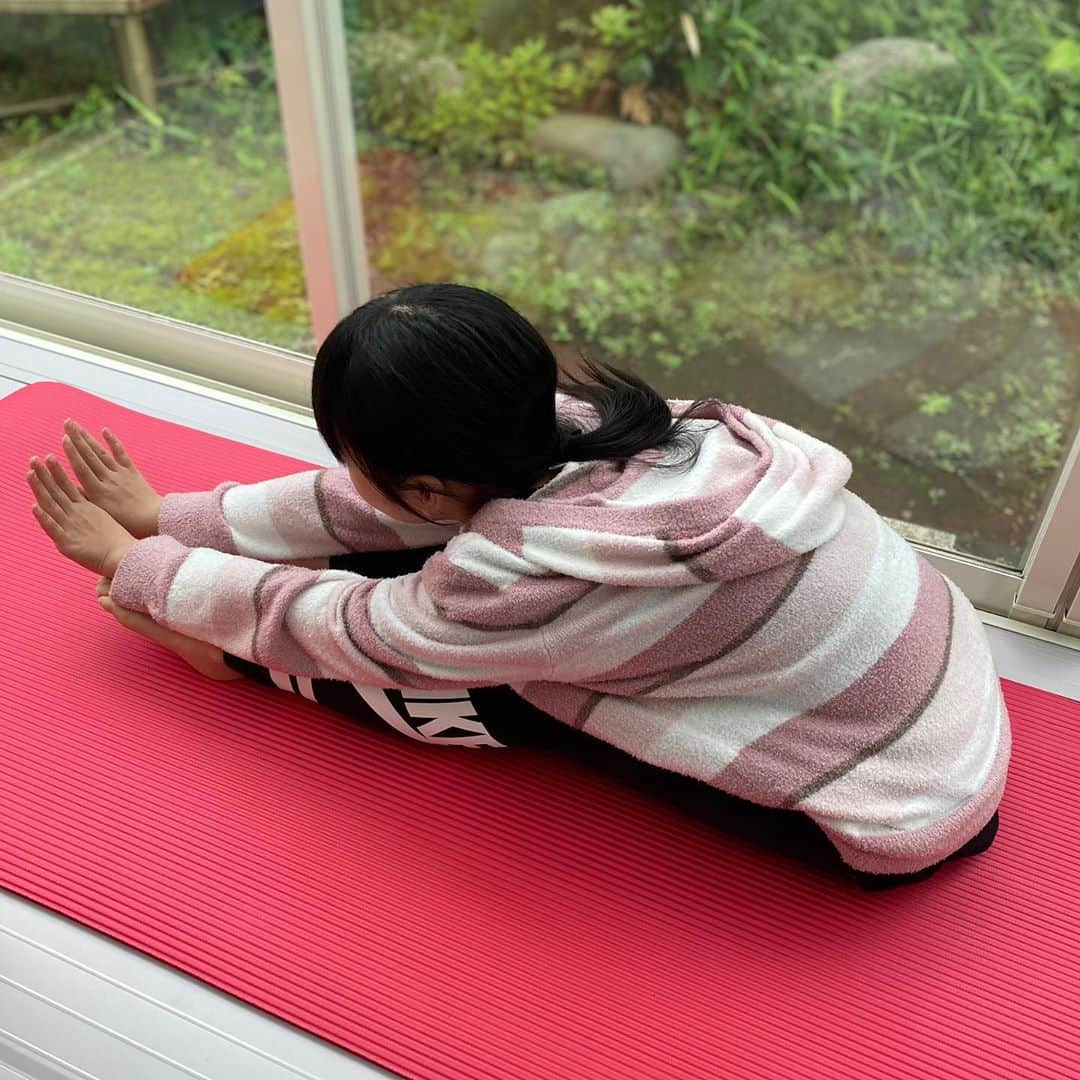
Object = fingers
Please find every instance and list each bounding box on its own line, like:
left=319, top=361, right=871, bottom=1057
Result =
left=102, top=428, right=133, bottom=468
left=32, top=504, right=63, bottom=544
left=64, top=441, right=96, bottom=492
left=45, top=455, right=81, bottom=503
left=62, top=419, right=111, bottom=481
left=66, top=419, right=115, bottom=468
left=27, top=458, right=67, bottom=518
left=98, top=595, right=146, bottom=636
left=63, top=433, right=102, bottom=489
left=96, top=576, right=112, bottom=597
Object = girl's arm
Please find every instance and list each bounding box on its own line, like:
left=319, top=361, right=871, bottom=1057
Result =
left=62, top=421, right=457, bottom=562
left=69, top=396, right=598, bottom=560
left=159, top=469, right=456, bottom=562
left=106, top=536, right=555, bottom=690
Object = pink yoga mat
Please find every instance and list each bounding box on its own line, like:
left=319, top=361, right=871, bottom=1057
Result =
left=2, top=382, right=1078, bottom=1079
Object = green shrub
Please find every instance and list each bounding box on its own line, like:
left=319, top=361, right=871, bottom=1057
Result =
left=585, top=2, right=680, bottom=86
left=553, top=0, right=1079, bottom=271
left=356, top=30, right=606, bottom=165
left=665, top=0, right=1080, bottom=271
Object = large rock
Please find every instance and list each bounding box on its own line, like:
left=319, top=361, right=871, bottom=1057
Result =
left=815, top=37, right=957, bottom=97
left=528, top=113, right=684, bottom=191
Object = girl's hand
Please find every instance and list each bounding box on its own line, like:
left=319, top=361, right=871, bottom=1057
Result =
left=96, top=576, right=240, bottom=682
left=28, top=455, right=137, bottom=577
left=62, top=419, right=162, bottom=539
left=98, top=598, right=242, bottom=682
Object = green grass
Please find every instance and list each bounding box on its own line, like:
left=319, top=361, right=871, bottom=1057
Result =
left=1, top=125, right=311, bottom=350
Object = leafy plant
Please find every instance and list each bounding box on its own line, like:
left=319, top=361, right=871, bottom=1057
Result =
left=358, top=31, right=606, bottom=165
left=588, top=2, right=678, bottom=86
left=919, top=392, right=953, bottom=416
left=676, top=0, right=1080, bottom=271
left=4, top=0, right=1078, bottom=558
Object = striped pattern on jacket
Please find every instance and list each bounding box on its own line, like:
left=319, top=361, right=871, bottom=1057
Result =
left=109, top=396, right=1010, bottom=875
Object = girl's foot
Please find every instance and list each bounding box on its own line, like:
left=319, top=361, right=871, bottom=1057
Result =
left=98, top=591, right=241, bottom=682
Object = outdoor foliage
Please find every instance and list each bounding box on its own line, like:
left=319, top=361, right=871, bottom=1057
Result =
left=354, top=30, right=607, bottom=166
left=568, top=0, right=1080, bottom=271
left=1, top=0, right=1078, bottom=560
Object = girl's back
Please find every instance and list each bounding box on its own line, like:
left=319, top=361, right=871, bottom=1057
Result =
left=425, top=392, right=1010, bottom=877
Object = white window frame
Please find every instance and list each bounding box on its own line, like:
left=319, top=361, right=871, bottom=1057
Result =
left=264, top=0, right=369, bottom=343
left=0, top=0, right=1077, bottom=634
left=1011, top=427, right=1080, bottom=631
left=0, top=273, right=313, bottom=406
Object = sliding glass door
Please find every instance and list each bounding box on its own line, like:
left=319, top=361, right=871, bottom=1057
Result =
left=2, top=0, right=1078, bottom=629
left=0, top=0, right=312, bottom=352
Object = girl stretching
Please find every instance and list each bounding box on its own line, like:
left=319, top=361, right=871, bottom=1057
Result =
left=27, top=283, right=1009, bottom=890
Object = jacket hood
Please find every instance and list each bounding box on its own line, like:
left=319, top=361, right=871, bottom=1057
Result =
left=463, top=400, right=853, bottom=589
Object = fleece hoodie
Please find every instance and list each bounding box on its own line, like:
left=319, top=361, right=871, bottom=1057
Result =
left=110, top=395, right=1011, bottom=875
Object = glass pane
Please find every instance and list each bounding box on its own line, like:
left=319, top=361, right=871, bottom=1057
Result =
left=337, top=0, right=1080, bottom=569
left=0, top=0, right=314, bottom=354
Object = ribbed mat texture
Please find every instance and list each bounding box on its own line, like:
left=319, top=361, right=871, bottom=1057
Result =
left=2, top=382, right=1078, bottom=1079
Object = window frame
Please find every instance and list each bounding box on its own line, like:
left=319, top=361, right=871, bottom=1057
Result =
left=264, top=0, right=369, bottom=343
left=1012, top=428, right=1080, bottom=631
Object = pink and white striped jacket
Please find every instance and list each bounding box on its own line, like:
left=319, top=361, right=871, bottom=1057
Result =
left=110, top=397, right=1011, bottom=875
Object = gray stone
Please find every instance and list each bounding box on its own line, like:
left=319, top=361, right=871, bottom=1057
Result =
left=528, top=113, right=684, bottom=191
left=766, top=297, right=972, bottom=407
left=815, top=37, right=957, bottom=98
left=880, top=313, right=1077, bottom=474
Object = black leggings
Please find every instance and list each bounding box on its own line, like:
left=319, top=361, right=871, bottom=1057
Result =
left=223, top=547, right=999, bottom=890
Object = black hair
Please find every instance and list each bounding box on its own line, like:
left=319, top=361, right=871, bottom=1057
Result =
left=311, top=282, right=712, bottom=517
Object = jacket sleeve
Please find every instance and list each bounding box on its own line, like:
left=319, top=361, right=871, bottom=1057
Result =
left=109, top=535, right=556, bottom=690
left=157, top=467, right=458, bottom=561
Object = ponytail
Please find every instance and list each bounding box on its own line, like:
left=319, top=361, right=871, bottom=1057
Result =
left=555, top=354, right=714, bottom=472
